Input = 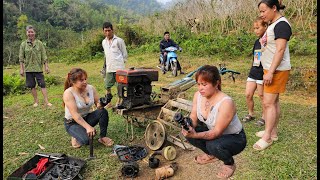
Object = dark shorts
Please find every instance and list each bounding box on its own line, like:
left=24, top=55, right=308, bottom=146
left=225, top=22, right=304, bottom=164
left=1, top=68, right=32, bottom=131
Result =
left=104, top=72, right=117, bottom=89
left=26, top=72, right=46, bottom=88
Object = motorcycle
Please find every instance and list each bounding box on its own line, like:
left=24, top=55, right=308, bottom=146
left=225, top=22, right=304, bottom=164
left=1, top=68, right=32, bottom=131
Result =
left=158, top=46, right=182, bottom=77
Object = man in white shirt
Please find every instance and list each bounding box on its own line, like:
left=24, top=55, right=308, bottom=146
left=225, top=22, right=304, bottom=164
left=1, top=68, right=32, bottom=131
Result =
left=102, top=22, right=128, bottom=106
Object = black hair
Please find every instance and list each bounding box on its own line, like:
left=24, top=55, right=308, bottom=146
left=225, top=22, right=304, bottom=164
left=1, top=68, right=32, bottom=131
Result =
left=103, top=22, right=113, bottom=30
left=63, top=68, right=88, bottom=107
left=254, top=17, right=268, bottom=27
left=195, top=65, right=221, bottom=91
left=258, top=0, right=286, bottom=11
left=164, top=31, right=170, bottom=35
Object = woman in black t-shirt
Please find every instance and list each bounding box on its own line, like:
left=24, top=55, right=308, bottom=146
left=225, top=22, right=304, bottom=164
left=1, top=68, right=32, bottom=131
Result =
left=242, top=17, right=268, bottom=127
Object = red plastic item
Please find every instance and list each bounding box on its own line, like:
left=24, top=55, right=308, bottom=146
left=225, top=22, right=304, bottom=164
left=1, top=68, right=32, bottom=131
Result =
left=27, top=157, right=49, bottom=176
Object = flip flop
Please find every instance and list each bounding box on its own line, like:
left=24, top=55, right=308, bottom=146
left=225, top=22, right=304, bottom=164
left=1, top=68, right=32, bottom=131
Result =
left=255, top=130, right=278, bottom=141
left=242, top=114, right=255, bottom=122
left=33, top=103, right=39, bottom=107
left=255, top=118, right=265, bottom=126
left=253, top=138, right=273, bottom=150
left=194, top=154, right=218, bottom=165
left=46, top=103, right=53, bottom=107
left=71, top=137, right=81, bottom=148
left=98, top=137, right=114, bottom=147
left=216, top=164, right=236, bottom=179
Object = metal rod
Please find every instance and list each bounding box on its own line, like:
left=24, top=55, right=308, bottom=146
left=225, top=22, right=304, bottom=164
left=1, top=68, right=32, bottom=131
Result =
left=89, top=135, right=94, bottom=158
left=35, top=153, right=64, bottom=160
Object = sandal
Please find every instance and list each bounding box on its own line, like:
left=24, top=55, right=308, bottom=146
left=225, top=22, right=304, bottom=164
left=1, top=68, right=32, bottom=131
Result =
left=98, top=137, right=114, bottom=147
left=242, top=114, right=255, bottom=122
left=194, top=154, right=218, bottom=165
left=253, top=138, right=273, bottom=151
left=33, top=103, right=39, bottom=107
left=71, top=137, right=81, bottom=148
left=216, top=164, right=236, bottom=179
left=255, top=130, right=278, bottom=141
left=255, top=118, right=265, bottom=126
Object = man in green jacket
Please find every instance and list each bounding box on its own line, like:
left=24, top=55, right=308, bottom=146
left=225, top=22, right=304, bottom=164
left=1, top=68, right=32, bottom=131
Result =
left=19, top=25, right=52, bottom=107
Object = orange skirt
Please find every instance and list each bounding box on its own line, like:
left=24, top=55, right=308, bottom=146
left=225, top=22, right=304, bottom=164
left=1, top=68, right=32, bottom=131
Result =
left=263, top=70, right=290, bottom=94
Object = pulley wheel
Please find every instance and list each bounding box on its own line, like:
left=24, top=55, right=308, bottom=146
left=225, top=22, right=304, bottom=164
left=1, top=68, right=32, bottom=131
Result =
left=145, top=120, right=166, bottom=150
left=121, top=162, right=139, bottom=178
left=163, top=146, right=177, bottom=161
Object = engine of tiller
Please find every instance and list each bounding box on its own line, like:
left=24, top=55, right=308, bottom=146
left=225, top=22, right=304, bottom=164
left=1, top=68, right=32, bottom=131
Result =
left=116, top=68, right=158, bottom=109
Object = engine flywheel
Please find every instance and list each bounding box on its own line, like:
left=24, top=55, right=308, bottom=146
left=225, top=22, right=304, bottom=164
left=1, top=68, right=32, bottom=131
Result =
left=145, top=120, right=166, bottom=150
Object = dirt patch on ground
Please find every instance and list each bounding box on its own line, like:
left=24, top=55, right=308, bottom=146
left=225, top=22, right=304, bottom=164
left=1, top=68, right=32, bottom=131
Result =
left=3, top=107, right=19, bottom=121
left=117, top=139, right=244, bottom=180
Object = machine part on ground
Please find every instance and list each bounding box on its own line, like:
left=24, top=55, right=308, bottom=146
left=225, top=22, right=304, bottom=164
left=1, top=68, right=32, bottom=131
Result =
left=145, top=120, right=166, bottom=150
left=148, top=156, right=160, bottom=169
left=155, top=162, right=178, bottom=180
left=116, top=67, right=159, bottom=109
left=121, top=161, right=139, bottom=178
left=114, top=145, right=146, bottom=178
left=152, top=146, right=177, bottom=161
left=162, top=146, right=177, bottom=161
left=115, top=145, right=148, bottom=162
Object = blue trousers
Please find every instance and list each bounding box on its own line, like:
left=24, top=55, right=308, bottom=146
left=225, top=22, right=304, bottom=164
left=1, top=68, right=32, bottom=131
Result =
left=186, top=124, right=247, bottom=165
left=64, top=108, right=109, bottom=145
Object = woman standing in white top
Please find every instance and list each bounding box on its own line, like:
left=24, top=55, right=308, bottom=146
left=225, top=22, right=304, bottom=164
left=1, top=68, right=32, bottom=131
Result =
left=63, top=68, right=114, bottom=148
left=182, top=65, right=247, bottom=179
left=253, top=0, right=292, bottom=151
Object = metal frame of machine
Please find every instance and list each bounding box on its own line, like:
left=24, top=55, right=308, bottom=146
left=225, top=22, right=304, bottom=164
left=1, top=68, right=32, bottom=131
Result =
left=114, top=65, right=240, bottom=151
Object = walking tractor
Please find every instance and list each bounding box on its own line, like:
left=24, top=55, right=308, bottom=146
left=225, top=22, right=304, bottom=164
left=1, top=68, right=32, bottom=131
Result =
left=114, top=65, right=240, bottom=151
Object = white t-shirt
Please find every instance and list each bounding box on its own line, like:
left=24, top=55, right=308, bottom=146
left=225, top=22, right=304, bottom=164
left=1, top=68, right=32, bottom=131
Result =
left=102, top=35, right=128, bottom=72
left=260, top=16, right=292, bottom=71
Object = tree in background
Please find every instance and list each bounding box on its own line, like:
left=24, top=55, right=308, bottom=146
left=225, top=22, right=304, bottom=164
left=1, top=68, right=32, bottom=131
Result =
left=17, top=14, right=28, bottom=40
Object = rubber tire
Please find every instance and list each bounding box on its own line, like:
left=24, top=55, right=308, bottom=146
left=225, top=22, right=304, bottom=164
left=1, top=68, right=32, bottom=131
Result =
left=172, top=61, right=178, bottom=77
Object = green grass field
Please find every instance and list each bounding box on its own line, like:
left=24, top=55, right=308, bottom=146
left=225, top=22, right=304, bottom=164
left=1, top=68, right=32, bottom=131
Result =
left=3, top=53, right=317, bottom=179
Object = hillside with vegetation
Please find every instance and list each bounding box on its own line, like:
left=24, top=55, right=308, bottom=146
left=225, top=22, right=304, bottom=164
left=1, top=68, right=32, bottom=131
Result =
left=3, top=0, right=317, bottom=93
left=103, top=0, right=163, bottom=15
left=3, top=0, right=317, bottom=64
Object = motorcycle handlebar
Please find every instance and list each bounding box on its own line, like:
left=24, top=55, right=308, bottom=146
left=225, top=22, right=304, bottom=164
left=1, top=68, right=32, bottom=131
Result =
left=220, top=70, right=240, bottom=75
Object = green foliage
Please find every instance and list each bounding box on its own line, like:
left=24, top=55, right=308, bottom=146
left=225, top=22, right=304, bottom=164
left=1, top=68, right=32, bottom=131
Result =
left=129, top=31, right=256, bottom=59
left=3, top=74, right=26, bottom=95
left=59, top=47, right=92, bottom=64
left=85, top=33, right=105, bottom=56
left=117, top=24, right=147, bottom=47
left=17, top=14, right=28, bottom=40
left=3, top=74, right=63, bottom=96
left=44, top=75, right=64, bottom=87
left=129, top=41, right=160, bottom=54
left=289, top=35, right=317, bottom=55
